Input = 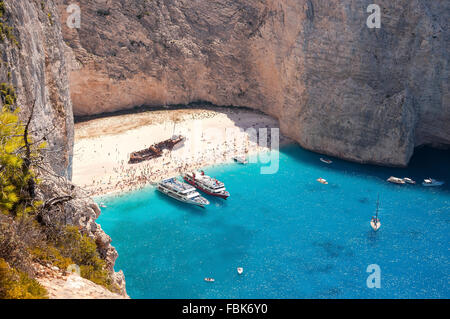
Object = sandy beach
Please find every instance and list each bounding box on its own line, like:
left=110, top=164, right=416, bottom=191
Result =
left=72, top=107, right=291, bottom=196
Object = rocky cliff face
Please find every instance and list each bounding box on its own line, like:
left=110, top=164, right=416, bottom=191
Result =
left=1, top=0, right=126, bottom=296
left=2, top=0, right=446, bottom=298
left=58, top=0, right=449, bottom=166
left=36, top=175, right=127, bottom=296
left=35, top=263, right=128, bottom=299
left=2, top=0, right=73, bottom=178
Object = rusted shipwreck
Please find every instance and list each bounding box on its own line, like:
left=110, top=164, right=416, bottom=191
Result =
left=128, top=135, right=185, bottom=164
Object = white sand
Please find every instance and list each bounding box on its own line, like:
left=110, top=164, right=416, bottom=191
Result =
left=72, top=107, right=290, bottom=196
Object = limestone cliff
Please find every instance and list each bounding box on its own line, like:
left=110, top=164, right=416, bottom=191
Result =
left=59, top=0, right=449, bottom=166
left=1, top=0, right=126, bottom=297
left=2, top=0, right=73, bottom=178
left=34, top=263, right=128, bottom=299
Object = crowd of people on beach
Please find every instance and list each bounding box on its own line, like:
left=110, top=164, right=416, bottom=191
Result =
left=82, top=135, right=267, bottom=197
left=73, top=109, right=283, bottom=197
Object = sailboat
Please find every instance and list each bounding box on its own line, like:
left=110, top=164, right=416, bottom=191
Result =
left=370, top=195, right=381, bottom=232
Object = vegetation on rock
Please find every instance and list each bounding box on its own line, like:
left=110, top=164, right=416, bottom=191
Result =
left=0, top=1, right=19, bottom=47
left=0, top=1, right=122, bottom=298
left=0, top=258, right=48, bottom=299
left=0, top=97, right=120, bottom=298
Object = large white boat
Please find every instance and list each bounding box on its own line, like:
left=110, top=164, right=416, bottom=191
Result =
left=183, top=171, right=230, bottom=199
left=422, top=178, right=444, bottom=187
left=157, top=178, right=210, bottom=207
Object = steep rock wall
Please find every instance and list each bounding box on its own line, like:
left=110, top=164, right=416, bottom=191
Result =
left=1, top=0, right=126, bottom=296
left=59, top=0, right=449, bottom=166
left=2, top=0, right=73, bottom=178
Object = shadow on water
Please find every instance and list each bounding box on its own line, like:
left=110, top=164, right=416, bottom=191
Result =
left=280, top=144, right=450, bottom=193
left=312, top=240, right=355, bottom=259
left=155, top=191, right=206, bottom=215
left=359, top=197, right=370, bottom=204
left=320, top=287, right=342, bottom=298
left=367, top=229, right=382, bottom=246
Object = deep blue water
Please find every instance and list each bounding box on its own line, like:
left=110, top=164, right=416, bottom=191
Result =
left=96, top=145, right=449, bottom=299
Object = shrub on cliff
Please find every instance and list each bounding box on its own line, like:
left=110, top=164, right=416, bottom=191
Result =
left=0, top=83, right=17, bottom=108
left=56, top=226, right=120, bottom=293
left=0, top=258, right=47, bottom=299
left=0, top=214, right=43, bottom=273
left=0, top=106, right=44, bottom=217
left=31, top=225, right=120, bottom=294
left=0, top=98, right=119, bottom=297
left=0, top=1, right=19, bottom=47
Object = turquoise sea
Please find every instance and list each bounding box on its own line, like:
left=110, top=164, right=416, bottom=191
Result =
left=96, top=145, right=449, bottom=299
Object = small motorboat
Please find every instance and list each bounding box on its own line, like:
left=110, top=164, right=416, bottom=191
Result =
left=233, top=156, right=248, bottom=164
left=237, top=267, right=243, bottom=275
left=320, top=158, right=333, bottom=164
left=204, top=278, right=215, bottom=282
left=99, top=203, right=107, bottom=208
left=422, top=178, right=444, bottom=187
left=403, top=177, right=416, bottom=184
left=387, top=176, right=405, bottom=185
left=317, top=178, right=328, bottom=185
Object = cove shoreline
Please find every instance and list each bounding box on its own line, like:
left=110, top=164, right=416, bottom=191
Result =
left=72, top=107, right=292, bottom=197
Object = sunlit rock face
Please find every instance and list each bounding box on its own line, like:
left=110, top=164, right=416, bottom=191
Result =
left=58, top=0, right=448, bottom=166
left=3, top=0, right=74, bottom=178
left=2, top=0, right=126, bottom=296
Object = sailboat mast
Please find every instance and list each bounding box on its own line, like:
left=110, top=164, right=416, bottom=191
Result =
left=376, top=194, right=380, bottom=219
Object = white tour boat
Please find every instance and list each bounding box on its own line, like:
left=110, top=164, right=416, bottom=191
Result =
left=422, top=178, right=444, bottom=187
left=157, top=178, right=210, bottom=207
left=183, top=171, right=230, bottom=199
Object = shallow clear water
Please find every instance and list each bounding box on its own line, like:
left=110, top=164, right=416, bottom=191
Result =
left=96, top=145, right=449, bottom=299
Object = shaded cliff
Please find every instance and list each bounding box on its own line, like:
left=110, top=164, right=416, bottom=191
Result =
left=59, top=0, right=449, bottom=166
left=1, top=0, right=126, bottom=297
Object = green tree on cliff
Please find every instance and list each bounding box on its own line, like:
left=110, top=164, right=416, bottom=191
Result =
left=0, top=104, right=120, bottom=297
left=0, top=104, right=44, bottom=217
